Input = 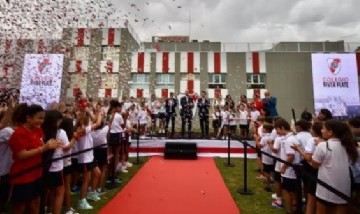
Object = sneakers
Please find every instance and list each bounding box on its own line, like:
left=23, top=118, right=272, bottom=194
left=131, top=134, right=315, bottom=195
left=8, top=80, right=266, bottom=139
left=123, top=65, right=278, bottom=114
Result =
left=126, top=162, right=133, bottom=168
left=271, top=200, right=283, bottom=208
left=96, top=189, right=107, bottom=196
left=121, top=166, right=128, bottom=173
left=65, top=207, right=79, bottom=214
left=78, top=199, right=93, bottom=210
left=271, top=193, right=278, bottom=200
left=86, top=192, right=101, bottom=202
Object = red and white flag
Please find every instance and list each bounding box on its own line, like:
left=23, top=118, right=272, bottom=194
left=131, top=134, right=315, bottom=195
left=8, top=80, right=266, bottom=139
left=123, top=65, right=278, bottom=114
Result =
left=100, top=60, right=119, bottom=73
left=98, top=88, right=118, bottom=98
left=68, top=60, right=88, bottom=73
left=180, top=52, right=200, bottom=73
left=72, top=28, right=91, bottom=46
left=131, top=52, right=151, bottom=73
left=155, top=52, right=175, bottom=73
left=102, top=28, right=121, bottom=46
left=208, top=52, right=227, bottom=73
left=246, top=52, right=266, bottom=73
left=207, top=88, right=228, bottom=99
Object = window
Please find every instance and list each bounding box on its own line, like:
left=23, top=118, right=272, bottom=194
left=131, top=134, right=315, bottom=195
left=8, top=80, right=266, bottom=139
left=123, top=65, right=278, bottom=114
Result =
left=131, top=74, right=150, bottom=84
left=103, top=47, right=120, bottom=60
left=156, top=74, right=175, bottom=84
left=208, top=74, right=226, bottom=84
left=74, top=47, right=89, bottom=60
left=246, top=74, right=266, bottom=84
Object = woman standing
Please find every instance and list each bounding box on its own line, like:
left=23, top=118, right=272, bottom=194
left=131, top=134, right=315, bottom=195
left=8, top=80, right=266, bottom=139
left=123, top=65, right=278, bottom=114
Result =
left=9, top=104, right=59, bottom=214
left=312, top=120, right=358, bottom=214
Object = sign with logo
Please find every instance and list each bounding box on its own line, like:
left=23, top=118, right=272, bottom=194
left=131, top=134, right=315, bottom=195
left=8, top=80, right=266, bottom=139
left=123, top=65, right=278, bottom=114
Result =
left=311, top=53, right=360, bottom=117
left=20, top=54, right=64, bottom=109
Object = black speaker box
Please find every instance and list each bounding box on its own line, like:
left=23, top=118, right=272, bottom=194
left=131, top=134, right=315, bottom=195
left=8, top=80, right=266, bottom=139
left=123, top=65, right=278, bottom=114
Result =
left=164, top=142, right=197, bottom=160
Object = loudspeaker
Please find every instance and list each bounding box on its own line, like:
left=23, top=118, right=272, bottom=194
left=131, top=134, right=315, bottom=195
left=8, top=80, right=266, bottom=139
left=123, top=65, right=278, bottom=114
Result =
left=164, top=142, right=197, bottom=160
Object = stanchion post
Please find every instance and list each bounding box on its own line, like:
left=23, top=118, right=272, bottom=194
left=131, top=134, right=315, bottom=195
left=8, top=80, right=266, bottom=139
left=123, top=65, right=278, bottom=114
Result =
left=136, top=118, right=141, bottom=165
left=224, top=122, right=234, bottom=167
left=294, top=164, right=303, bottom=214
left=238, top=140, right=254, bottom=195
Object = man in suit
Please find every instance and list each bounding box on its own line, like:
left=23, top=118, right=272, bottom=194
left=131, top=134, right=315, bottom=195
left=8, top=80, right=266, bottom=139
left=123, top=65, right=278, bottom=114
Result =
left=180, top=90, right=194, bottom=138
left=197, top=91, right=210, bottom=139
left=165, top=92, right=178, bottom=138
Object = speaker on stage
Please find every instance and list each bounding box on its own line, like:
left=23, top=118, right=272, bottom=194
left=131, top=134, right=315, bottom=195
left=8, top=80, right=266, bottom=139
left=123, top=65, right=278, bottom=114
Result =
left=164, top=142, right=197, bottom=160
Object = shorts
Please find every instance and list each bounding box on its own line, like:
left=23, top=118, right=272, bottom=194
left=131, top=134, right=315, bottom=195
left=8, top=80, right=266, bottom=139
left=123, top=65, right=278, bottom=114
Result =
left=158, top=113, right=166, bottom=119
left=263, top=164, right=275, bottom=174
left=10, top=178, right=42, bottom=203
left=108, top=133, right=123, bottom=146
left=239, top=124, right=249, bottom=130
left=229, top=125, right=237, bottom=132
left=281, top=177, right=297, bottom=193
left=212, top=120, right=220, bottom=128
left=94, top=147, right=108, bottom=166
left=45, top=171, right=64, bottom=188
left=63, top=165, right=73, bottom=175
left=274, top=171, right=281, bottom=182
left=77, top=162, right=96, bottom=173
left=151, top=114, right=158, bottom=120
left=316, top=197, right=347, bottom=206
left=0, top=174, right=10, bottom=201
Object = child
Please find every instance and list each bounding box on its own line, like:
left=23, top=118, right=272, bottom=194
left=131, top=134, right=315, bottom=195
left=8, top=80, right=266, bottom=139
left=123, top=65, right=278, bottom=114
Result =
left=238, top=103, right=249, bottom=138
left=274, top=119, right=301, bottom=214
left=229, top=108, right=237, bottom=136
left=75, top=107, right=102, bottom=210
left=257, top=124, right=274, bottom=192
left=212, top=106, right=221, bottom=139
left=138, top=102, right=149, bottom=139
left=219, top=105, right=230, bottom=140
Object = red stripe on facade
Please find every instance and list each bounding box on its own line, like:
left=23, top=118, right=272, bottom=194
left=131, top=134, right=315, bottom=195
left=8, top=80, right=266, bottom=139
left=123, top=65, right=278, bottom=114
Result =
left=105, top=88, right=112, bottom=97
left=106, top=60, right=113, bottom=73
left=38, top=40, right=45, bottom=54
left=108, top=28, right=115, bottom=45
left=252, top=52, right=260, bottom=74
left=4, top=40, right=12, bottom=55
left=214, top=52, right=221, bottom=74
left=214, top=88, right=221, bottom=99
left=161, top=88, right=168, bottom=98
left=2, top=66, right=8, bottom=77
left=187, top=80, right=194, bottom=94
left=137, top=52, right=144, bottom=73
left=75, top=60, right=82, bottom=73
left=254, top=89, right=260, bottom=97
left=77, top=28, right=85, bottom=46
left=136, top=89, right=143, bottom=98
left=188, top=52, right=194, bottom=73
left=163, top=52, right=169, bottom=73
left=356, top=53, right=360, bottom=75
left=73, top=88, right=80, bottom=97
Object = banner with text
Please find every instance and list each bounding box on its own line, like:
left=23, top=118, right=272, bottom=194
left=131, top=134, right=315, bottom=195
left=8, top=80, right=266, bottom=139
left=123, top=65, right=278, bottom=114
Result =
left=20, top=54, right=64, bottom=109
left=311, top=53, right=360, bottom=117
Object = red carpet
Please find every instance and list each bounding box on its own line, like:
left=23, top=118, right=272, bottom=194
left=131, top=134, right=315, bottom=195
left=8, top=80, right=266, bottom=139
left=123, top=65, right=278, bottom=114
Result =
left=100, top=156, right=240, bottom=214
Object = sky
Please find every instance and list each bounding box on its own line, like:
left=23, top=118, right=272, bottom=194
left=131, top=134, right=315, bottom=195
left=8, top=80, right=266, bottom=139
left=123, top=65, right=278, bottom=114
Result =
left=1, top=0, right=359, bottom=43
left=108, top=0, right=360, bottom=42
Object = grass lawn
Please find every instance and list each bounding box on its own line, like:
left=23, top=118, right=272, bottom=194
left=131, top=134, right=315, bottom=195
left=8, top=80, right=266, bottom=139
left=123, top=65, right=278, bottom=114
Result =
left=70, top=157, right=149, bottom=214
left=214, top=157, right=283, bottom=214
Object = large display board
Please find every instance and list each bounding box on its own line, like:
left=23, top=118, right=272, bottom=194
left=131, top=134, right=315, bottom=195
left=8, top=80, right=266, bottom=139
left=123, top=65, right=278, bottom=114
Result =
left=311, top=53, right=360, bottom=117
left=20, top=54, right=64, bottom=109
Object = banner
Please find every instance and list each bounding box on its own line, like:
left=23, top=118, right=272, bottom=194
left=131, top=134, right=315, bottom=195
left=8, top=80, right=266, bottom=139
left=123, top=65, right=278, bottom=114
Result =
left=20, top=54, right=64, bottom=109
left=311, top=53, right=360, bottom=117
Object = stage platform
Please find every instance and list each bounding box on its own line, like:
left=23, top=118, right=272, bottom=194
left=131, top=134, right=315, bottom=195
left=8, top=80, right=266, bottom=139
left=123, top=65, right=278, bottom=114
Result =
left=129, top=138, right=257, bottom=158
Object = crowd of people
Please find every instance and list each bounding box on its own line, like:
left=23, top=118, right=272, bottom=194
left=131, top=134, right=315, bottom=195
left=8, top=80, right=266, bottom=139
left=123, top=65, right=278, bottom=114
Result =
left=254, top=108, right=360, bottom=214
left=0, top=87, right=359, bottom=214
